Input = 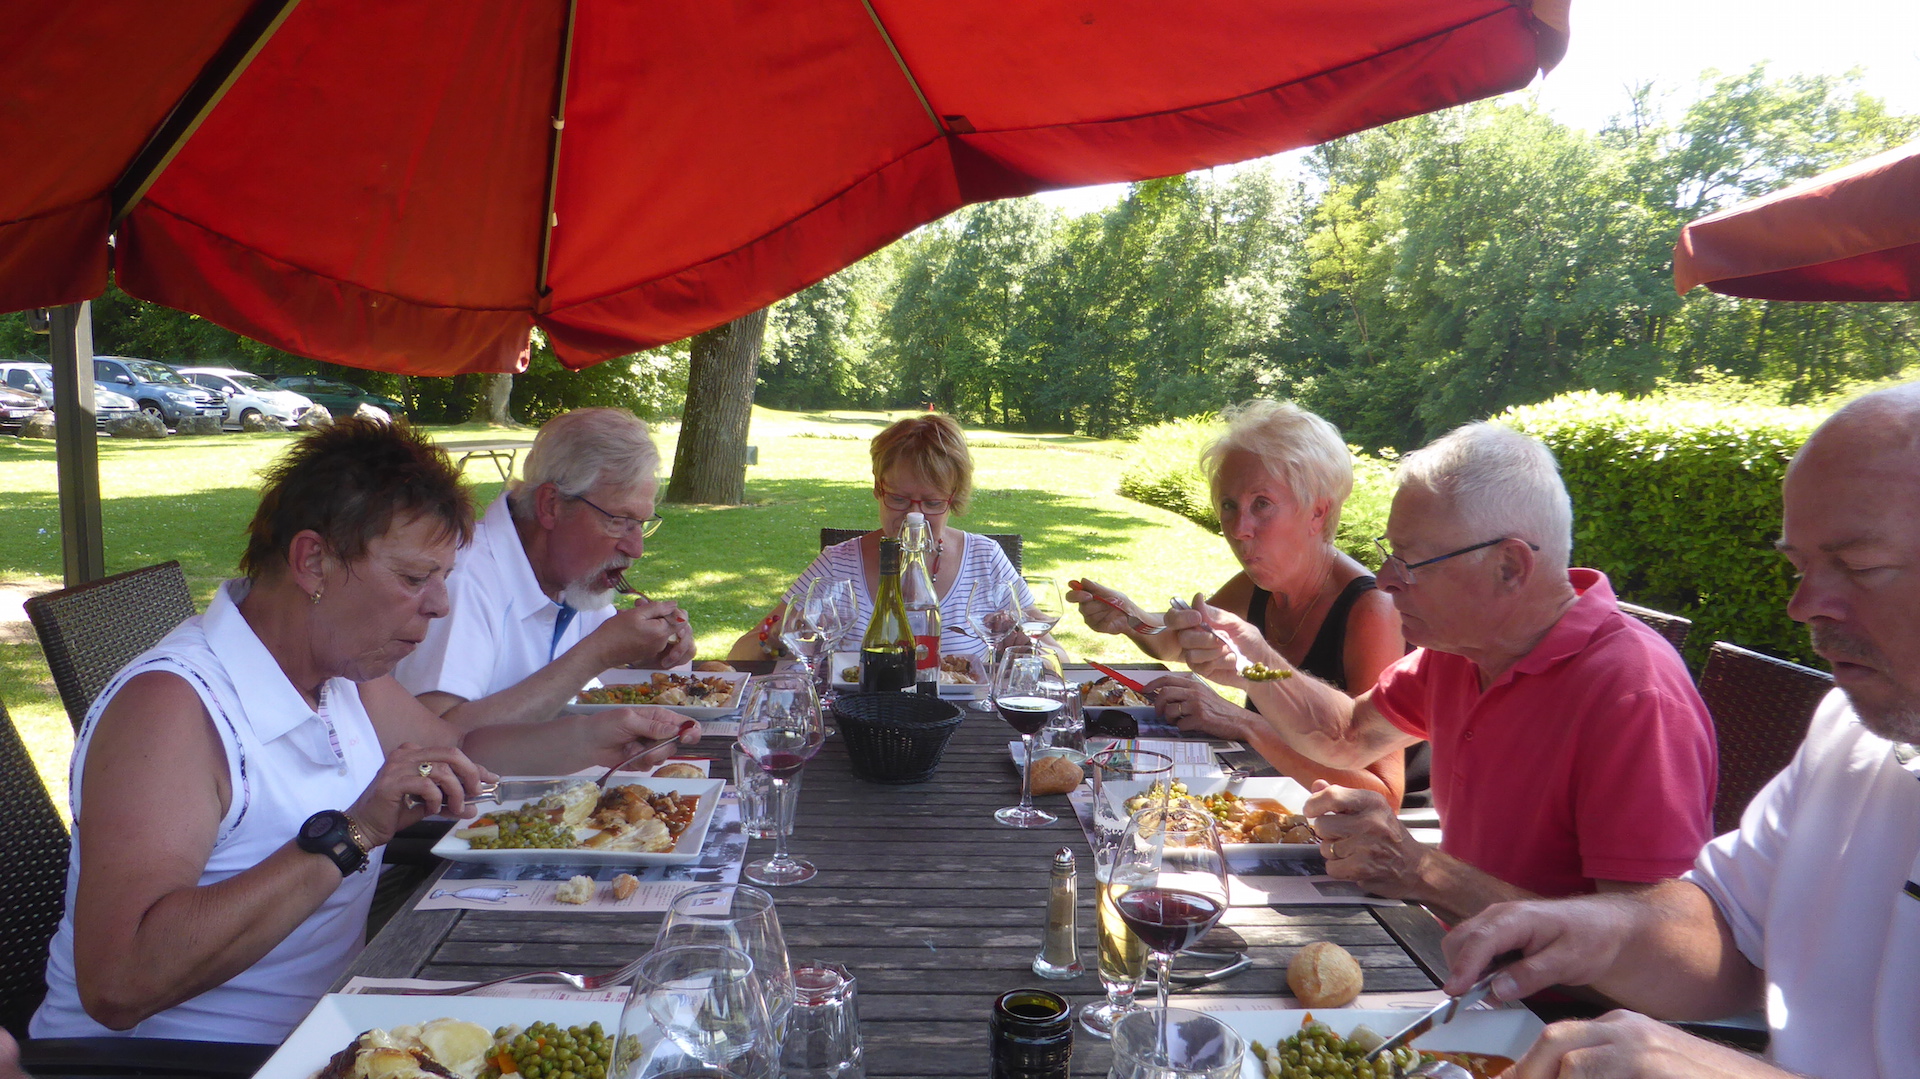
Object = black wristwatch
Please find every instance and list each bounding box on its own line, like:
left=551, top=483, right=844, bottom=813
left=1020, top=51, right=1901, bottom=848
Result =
left=298, top=810, right=371, bottom=876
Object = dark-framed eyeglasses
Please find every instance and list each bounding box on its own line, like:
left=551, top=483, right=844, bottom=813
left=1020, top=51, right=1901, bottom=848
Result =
left=572, top=494, right=663, bottom=539
left=877, top=486, right=951, bottom=514
left=1373, top=536, right=1538, bottom=581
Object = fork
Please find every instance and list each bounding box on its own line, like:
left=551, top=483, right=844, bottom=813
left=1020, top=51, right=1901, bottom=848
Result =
left=397, top=953, right=650, bottom=996
left=1167, top=596, right=1255, bottom=674
left=611, top=570, right=650, bottom=602
left=1083, top=591, right=1168, bottom=635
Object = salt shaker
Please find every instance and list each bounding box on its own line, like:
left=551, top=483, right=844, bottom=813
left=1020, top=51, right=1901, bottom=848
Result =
left=1032, top=847, right=1083, bottom=979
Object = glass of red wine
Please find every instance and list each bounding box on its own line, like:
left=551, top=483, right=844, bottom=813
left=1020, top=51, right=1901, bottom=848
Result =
left=736, top=671, right=826, bottom=886
left=1109, top=804, right=1229, bottom=1013
left=991, top=645, right=1069, bottom=828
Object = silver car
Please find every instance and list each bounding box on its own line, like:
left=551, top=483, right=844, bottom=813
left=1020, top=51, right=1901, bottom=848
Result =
left=177, top=366, right=315, bottom=429
left=0, top=361, right=139, bottom=429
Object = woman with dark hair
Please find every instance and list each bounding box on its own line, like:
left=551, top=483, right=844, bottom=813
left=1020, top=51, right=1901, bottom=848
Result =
left=33, top=419, right=696, bottom=1044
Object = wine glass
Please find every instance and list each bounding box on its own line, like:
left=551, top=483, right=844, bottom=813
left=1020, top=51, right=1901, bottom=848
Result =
left=992, top=646, right=1069, bottom=828
left=656, top=884, right=795, bottom=1040
left=1109, top=805, right=1229, bottom=1012
left=613, top=943, right=778, bottom=1079
left=962, top=578, right=1012, bottom=711
left=780, top=583, right=830, bottom=685
left=813, top=577, right=858, bottom=708
left=1079, top=748, right=1177, bottom=1039
left=1017, top=575, right=1065, bottom=641
left=736, top=671, right=827, bottom=886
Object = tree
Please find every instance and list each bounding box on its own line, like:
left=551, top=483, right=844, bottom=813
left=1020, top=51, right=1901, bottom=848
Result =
left=665, top=310, right=768, bottom=505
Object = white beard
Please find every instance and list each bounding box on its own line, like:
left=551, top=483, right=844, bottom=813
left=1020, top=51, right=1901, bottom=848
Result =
left=562, top=579, right=617, bottom=612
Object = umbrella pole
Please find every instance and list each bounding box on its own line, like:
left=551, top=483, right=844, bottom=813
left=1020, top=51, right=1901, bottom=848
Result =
left=47, top=303, right=105, bottom=587
left=536, top=0, right=579, bottom=298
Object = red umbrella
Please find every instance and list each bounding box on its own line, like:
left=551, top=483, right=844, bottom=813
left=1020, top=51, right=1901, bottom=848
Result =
left=1, top=0, right=1568, bottom=375
left=1673, top=141, right=1920, bottom=302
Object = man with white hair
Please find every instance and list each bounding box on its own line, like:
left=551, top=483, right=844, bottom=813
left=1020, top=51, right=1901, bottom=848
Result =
left=1169, top=422, right=1716, bottom=922
left=396, top=408, right=694, bottom=730
left=1442, top=385, right=1920, bottom=1079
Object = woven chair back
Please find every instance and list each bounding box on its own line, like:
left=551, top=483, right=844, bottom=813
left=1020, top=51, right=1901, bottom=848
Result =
left=1618, top=601, right=1692, bottom=655
left=818, top=528, right=1023, bottom=572
left=1700, top=641, right=1834, bottom=834
left=0, top=699, right=70, bottom=1038
left=25, top=562, right=196, bottom=731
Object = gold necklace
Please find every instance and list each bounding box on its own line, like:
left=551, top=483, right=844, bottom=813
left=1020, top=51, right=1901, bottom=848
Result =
left=1269, top=555, right=1334, bottom=652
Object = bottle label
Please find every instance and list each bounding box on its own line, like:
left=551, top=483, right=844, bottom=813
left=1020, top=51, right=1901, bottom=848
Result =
left=914, top=634, right=940, bottom=671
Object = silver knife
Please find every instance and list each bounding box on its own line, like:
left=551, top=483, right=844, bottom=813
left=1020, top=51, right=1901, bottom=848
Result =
left=1363, top=966, right=1504, bottom=1062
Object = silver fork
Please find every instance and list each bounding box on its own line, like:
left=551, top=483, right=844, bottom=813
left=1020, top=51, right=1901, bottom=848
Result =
left=1167, top=596, right=1255, bottom=674
left=397, top=953, right=649, bottom=996
left=611, top=571, right=649, bottom=602
left=1085, top=591, right=1168, bottom=635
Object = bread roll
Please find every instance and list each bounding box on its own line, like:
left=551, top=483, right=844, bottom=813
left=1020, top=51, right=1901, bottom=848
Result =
left=1027, top=753, right=1084, bottom=796
left=694, top=661, right=735, bottom=673
left=651, top=762, right=706, bottom=779
left=1287, top=941, right=1363, bottom=1007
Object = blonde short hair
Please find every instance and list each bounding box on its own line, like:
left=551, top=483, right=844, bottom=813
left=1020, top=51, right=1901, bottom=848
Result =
left=508, top=408, right=659, bottom=519
left=870, top=414, right=975, bottom=514
left=1200, top=400, right=1353, bottom=542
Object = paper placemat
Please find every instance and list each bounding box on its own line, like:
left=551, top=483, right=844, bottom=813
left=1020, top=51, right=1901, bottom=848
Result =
left=1185, top=990, right=1459, bottom=1012
left=417, top=796, right=746, bottom=913
left=341, top=977, right=630, bottom=1003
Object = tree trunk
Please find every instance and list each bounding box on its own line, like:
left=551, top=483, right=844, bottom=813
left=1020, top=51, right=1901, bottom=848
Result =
left=665, top=309, right=767, bottom=504
left=484, top=373, right=515, bottom=426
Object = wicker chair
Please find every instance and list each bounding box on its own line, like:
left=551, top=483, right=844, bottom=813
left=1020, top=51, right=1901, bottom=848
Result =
left=819, top=527, right=1023, bottom=571
left=1700, top=641, right=1834, bottom=834
left=1618, top=601, right=1692, bottom=654
left=25, top=562, right=195, bottom=731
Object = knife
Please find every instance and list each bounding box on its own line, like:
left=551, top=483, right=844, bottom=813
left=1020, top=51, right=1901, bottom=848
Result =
left=1363, top=960, right=1512, bottom=1062
left=1087, top=660, right=1150, bottom=694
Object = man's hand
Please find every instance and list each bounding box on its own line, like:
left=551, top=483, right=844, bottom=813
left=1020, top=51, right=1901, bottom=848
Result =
left=596, top=599, right=694, bottom=669
left=1512, top=1012, right=1787, bottom=1079
left=348, top=743, right=495, bottom=848
left=1150, top=674, right=1252, bottom=741
left=1442, top=894, right=1641, bottom=1001
left=1067, top=578, right=1156, bottom=636
left=1303, top=782, right=1430, bottom=899
left=1165, top=594, right=1273, bottom=685
left=581, top=707, right=703, bottom=770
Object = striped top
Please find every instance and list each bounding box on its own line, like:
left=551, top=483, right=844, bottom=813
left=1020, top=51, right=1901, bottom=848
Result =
left=782, top=532, right=1030, bottom=665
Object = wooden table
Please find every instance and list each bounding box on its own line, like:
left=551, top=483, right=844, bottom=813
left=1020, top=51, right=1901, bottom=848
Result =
left=339, top=707, right=1451, bottom=1076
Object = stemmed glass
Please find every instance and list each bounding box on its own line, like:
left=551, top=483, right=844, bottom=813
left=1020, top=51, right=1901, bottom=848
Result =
left=813, top=577, right=858, bottom=708
left=1080, top=748, right=1177, bottom=1039
left=962, top=579, right=1013, bottom=711
left=1109, top=805, right=1229, bottom=1013
left=992, top=646, right=1070, bottom=828
left=780, top=582, right=831, bottom=687
left=656, top=883, right=795, bottom=1040
left=614, top=943, right=778, bottom=1079
left=736, top=671, right=826, bottom=886
left=1016, top=575, right=1065, bottom=642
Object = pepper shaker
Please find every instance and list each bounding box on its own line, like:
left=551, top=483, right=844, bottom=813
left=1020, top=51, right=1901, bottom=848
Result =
left=1032, top=847, right=1083, bottom=979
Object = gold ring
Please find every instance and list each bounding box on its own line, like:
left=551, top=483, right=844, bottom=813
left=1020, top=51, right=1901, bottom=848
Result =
left=417, top=762, right=435, bottom=778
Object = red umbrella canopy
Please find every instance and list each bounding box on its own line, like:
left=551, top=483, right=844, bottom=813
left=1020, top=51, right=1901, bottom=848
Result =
left=1674, top=141, right=1920, bottom=303
left=0, top=0, right=1567, bottom=375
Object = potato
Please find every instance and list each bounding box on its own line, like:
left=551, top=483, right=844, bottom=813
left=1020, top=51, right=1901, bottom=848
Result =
left=1288, top=941, right=1363, bottom=1007
left=1027, top=753, right=1084, bottom=796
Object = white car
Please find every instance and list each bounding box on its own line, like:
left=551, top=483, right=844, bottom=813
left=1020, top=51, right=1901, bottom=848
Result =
left=177, top=366, right=315, bottom=429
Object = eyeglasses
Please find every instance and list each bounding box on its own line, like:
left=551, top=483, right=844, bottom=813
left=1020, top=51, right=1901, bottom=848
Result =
left=572, top=494, right=663, bottom=539
left=1373, top=536, right=1539, bottom=581
left=877, top=486, right=951, bottom=514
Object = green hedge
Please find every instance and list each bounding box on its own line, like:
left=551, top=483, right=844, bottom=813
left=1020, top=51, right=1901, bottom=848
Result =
left=1503, top=391, right=1827, bottom=666
left=1117, top=416, right=1395, bottom=570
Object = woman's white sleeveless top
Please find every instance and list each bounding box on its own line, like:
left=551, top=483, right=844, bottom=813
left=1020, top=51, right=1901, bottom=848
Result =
left=33, top=579, right=386, bottom=1043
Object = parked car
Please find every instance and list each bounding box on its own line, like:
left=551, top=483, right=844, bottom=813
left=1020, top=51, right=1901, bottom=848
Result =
left=177, top=366, right=315, bottom=429
left=273, top=375, right=406, bottom=418
left=0, top=361, right=139, bottom=428
left=0, top=384, right=41, bottom=433
left=92, top=356, right=225, bottom=426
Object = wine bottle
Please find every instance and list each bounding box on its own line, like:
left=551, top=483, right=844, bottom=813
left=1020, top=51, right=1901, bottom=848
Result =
left=860, top=537, right=916, bottom=692
left=899, top=512, right=942, bottom=697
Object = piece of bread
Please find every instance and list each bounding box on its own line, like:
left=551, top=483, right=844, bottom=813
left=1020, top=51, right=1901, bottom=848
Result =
left=555, top=875, right=596, bottom=905
left=611, top=873, right=640, bottom=901
left=1027, top=753, right=1084, bottom=796
left=1287, top=941, right=1363, bottom=1007
left=651, top=762, right=706, bottom=779
left=694, top=660, right=735, bottom=673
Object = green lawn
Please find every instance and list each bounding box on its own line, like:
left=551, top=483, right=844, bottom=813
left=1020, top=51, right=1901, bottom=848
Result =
left=0, top=409, right=1239, bottom=814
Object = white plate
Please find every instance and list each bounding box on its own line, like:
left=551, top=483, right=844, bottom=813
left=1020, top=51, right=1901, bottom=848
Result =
left=1216, top=1007, right=1544, bottom=1078
left=828, top=650, right=990, bottom=698
left=1071, top=668, right=1168, bottom=721
left=256, top=993, right=623, bottom=1079
left=1103, top=775, right=1318, bottom=856
left=432, top=777, right=725, bottom=866
left=1008, top=741, right=1088, bottom=767
left=565, top=669, right=749, bottom=719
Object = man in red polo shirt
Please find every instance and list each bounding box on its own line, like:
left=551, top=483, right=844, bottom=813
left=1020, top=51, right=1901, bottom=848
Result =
left=1165, top=422, right=1716, bottom=923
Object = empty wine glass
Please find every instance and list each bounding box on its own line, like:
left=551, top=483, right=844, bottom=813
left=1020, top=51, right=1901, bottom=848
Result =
left=1017, top=576, right=1065, bottom=641
left=656, top=884, right=795, bottom=1039
left=1109, top=805, right=1229, bottom=1012
left=814, top=577, right=858, bottom=709
left=614, top=943, right=777, bottom=1079
left=962, top=578, right=1013, bottom=711
left=992, top=646, right=1069, bottom=828
left=736, top=671, right=827, bottom=886
left=780, top=583, right=831, bottom=685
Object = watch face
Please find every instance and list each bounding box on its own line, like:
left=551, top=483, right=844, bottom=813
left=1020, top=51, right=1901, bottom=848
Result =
left=304, top=813, right=337, bottom=840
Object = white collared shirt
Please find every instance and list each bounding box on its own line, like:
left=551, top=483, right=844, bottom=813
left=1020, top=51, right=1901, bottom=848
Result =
left=395, top=492, right=615, bottom=702
left=1686, top=689, right=1920, bottom=1079
left=34, top=579, right=385, bottom=1043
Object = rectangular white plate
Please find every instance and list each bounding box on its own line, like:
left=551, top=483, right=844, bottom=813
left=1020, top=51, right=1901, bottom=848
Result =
left=1070, top=668, right=1171, bottom=720
left=432, top=777, right=724, bottom=866
left=1215, top=1007, right=1544, bottom=1077
left=566, top=668, right=749, bottom=718
left=256, top=994, right=623, bottom=1079
left=829, top=650, right=989, bottom=698
left=1104, top=775, right=1318, bottom=856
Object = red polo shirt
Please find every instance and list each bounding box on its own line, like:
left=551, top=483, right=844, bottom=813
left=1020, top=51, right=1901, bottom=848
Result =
left=1371, top=569, right=1717, bottom=899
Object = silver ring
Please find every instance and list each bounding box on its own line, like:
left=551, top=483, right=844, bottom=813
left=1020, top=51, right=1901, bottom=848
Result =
left=417, top=762, right=435, bottom=778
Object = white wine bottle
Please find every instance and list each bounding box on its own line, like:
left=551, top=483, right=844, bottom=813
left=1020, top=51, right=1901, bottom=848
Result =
left=900, top=512, right=942, bottom=696
left=860, top=537, right=916, bottom=692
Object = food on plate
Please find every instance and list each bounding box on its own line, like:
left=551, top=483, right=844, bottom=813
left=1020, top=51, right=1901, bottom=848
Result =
left=1123, top=781, right=1316, bottom=845
left=939, top=653, right=978, bottom=684
left=693, top=660, right=735, bottom=673
left=839, top=664, right=861, bottom=683
left=453, top=781, right=699, bottom=853
left=1249, top=1016, right=1514, bottom=1079
left=1080, top=676, right=1149, bottom=707
left=1287, top=941, right=1363, bottom=1007
left=577, top=672, right=740, bottom=708
left=318, top=1019, right=621, bottom=1079
left=555, top=875, right=595, bottom=904
left=650, top=762, right=706, bottom=779
left=1027, top=753, right=1083, bottom=795
left=610, top=873, right=640, bottom=901
left=1242, top=662, right=1295, bottom=682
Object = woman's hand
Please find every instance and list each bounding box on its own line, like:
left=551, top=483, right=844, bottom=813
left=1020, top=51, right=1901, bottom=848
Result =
left=347, top=743, right=495, bottom=848
left=1067, top=578, right=1157, bottom=636
left=1148, top=673, right=1252, bottom=741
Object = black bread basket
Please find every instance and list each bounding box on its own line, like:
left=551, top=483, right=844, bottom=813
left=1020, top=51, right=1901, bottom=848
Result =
left=833, top=692, right=966, bottom=784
